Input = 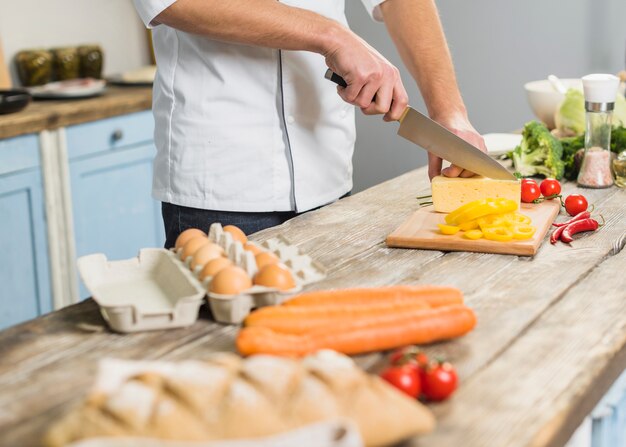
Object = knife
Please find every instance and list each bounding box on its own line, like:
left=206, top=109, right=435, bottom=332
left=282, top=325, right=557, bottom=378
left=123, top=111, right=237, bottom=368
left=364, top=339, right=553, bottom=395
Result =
left=325, top=69, right=517, bottom=181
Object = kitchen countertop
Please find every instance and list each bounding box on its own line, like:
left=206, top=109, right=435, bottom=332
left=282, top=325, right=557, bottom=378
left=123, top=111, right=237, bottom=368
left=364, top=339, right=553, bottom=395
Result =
left=0, top=167, right=624, bottom=446
left=0, top=86, right=152, bottom=139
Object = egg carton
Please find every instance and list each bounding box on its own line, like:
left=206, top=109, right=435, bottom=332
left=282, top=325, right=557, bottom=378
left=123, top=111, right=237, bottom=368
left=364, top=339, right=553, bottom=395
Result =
left=176, top=223, right=327, bottom=324
left=77, top=249, right=206, bottom=333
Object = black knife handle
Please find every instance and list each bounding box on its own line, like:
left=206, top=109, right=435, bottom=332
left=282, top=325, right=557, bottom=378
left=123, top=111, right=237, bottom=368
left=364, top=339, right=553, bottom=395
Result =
left=325, top=69, right=381, bottom=102
left=324, top=69, right=348, bottom=88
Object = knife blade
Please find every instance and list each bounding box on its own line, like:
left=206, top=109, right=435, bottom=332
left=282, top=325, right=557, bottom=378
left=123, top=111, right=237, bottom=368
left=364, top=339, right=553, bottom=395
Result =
left=325, top=69, right=517, bottom=181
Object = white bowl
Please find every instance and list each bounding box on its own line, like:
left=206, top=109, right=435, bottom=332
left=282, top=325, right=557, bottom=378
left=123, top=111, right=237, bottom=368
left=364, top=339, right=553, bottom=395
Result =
left=524, top=78, right=582, bottom=129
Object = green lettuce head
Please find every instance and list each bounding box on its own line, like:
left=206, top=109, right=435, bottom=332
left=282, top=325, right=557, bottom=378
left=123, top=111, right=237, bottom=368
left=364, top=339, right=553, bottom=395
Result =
left=555, top=88, right=626, bottom=136
left=555, top=89, right=585, bottom=136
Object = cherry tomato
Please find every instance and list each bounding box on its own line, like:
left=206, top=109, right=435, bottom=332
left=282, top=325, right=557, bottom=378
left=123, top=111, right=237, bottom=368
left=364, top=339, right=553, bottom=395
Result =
left=540, top=178, right=561, bottom=198
left=422, top=362, right=458, bottom=401
left=564, top=194, right=588, bottom=217
left=521, top=179, right=541, bottom=203
left=380, top=365, right=421, bottom=398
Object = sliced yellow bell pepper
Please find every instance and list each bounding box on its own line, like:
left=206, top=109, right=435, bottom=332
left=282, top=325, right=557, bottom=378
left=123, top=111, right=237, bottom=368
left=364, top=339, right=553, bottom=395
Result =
left=438, top=224, right=461, bottom=235
left=458, top=219, right=479, bottom=231
left=464, top=229, right=483, bottom=240
left=482, top=226, right=514, bottom=242
left=446, top=198, right=518, bottom=226
left=445, top=199, right=488, bottom=226
left=511, top=224, right=536, bottom=240
left=505, top=212, right=532, bottom=225
left=477, top=214, right=507, bottom=230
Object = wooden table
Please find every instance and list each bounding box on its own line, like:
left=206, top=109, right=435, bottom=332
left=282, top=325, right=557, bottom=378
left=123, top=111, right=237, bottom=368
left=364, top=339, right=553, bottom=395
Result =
left=1, top=167, right=624, bottom=447
left=0, top=86, right=151, bottom=139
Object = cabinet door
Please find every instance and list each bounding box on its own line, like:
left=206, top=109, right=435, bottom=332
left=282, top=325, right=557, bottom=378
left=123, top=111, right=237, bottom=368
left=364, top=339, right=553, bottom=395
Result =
left=70, top=143, right=165, bottom=298
left=0, top=169, right=52, bottom=329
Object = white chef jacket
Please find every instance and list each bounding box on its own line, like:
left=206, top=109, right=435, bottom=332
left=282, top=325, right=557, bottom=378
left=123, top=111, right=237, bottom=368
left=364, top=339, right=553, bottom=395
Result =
left=133, top=0, right=385, bottom=212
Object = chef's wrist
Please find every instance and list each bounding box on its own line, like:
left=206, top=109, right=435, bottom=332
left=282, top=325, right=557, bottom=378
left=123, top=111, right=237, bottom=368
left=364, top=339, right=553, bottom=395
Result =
left=315, top=20, right=353, bottom=57
left=429, top=107, right=469, bottom=129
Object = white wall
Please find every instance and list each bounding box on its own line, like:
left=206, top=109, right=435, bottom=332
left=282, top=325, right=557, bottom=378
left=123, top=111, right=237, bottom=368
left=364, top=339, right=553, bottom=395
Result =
left=0, top=0, right=149, bottom=85
left=1, top=0, right=624, bottom=193
left=346, top=0, right=626, bottom=191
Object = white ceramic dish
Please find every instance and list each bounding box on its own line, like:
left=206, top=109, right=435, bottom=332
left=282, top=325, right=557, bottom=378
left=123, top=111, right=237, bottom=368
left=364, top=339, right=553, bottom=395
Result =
left=107, top=65, right=156, bottom=86
left=483, top=133, right=522, bottom=156
left=28, top=78, right=106, bottom=99
left=77, top=249, right=206, bottom=333
left=524, top=78, right=582, bottom=129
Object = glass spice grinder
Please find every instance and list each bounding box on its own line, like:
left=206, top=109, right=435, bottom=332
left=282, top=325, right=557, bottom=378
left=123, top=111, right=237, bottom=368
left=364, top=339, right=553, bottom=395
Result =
left=577, top=74, right=620, bottom=188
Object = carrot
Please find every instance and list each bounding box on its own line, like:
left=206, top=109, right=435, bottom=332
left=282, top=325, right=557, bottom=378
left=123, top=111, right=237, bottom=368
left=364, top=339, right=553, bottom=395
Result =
left=237, top=304, right=477, bottom=357
left=283, top=285, right=463, bottom=308
left=244, top=301, right=431, bottom=334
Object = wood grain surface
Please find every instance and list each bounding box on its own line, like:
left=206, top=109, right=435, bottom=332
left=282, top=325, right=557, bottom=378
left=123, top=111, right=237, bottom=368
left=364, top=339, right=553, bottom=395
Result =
left=0, top=166, right=624, bottom=447
left=386, top=200, right=560, bottom=256
left=0, top=86, right=151, bottom=139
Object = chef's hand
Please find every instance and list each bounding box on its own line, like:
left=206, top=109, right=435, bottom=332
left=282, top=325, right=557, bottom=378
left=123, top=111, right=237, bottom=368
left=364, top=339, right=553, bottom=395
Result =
left=323, top=34, right=408, bottom=122
left=427, top=114, right=488, bottom=180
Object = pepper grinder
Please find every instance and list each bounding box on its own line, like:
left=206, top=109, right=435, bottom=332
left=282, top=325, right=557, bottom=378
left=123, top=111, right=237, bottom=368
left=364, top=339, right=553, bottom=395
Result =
left=577, top=74, right=620, bottom=189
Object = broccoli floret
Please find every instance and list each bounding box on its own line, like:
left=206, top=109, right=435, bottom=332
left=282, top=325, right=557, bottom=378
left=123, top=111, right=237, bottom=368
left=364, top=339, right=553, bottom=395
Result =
left=512, top=121, right=565, bottom=180
left=560, top=135, right=585, bottom=180
left=611, top=126, right=626, bottom=154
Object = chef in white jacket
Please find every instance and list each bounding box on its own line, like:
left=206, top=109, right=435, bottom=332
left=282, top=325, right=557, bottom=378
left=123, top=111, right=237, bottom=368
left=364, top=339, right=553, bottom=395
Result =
left=132, top=0, right=487, bottom=247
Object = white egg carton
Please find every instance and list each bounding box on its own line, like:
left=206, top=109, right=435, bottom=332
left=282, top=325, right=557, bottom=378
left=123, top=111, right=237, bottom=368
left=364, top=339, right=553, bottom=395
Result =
left=77, top=249, right=206, bottom=333
left=176, top=223, right=326, bottom=324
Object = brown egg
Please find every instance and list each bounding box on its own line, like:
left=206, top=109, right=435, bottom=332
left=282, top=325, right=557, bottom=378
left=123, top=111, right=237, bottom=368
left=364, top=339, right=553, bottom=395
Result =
left=199, top=257, right=233, bottom=280
left=253, top=263, right=296, bottom=291
left=209, top=266, right=252, bottom=295
left=191, top=243, right=225, bottom=270
left=181, top=236, right=210, bottom=261
left=223, top=225, right=248, bottom=244
left=255, top=251, right=279, bottom=269
left=243, top=242, right=263, bottom=256
left=175, top=228, right=206, bottom=250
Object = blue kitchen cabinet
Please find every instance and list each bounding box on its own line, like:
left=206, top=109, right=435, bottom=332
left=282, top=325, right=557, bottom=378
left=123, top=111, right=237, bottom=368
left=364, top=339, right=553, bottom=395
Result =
left=0, top=135, right=52, bottom=329
left=67, top=111, right=165, bottom=298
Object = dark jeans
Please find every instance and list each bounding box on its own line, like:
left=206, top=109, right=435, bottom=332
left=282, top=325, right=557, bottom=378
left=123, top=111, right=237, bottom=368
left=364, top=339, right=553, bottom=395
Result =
left=161, top=204, right=295, bottom=249
left=162, top=192, right=351, bottom=249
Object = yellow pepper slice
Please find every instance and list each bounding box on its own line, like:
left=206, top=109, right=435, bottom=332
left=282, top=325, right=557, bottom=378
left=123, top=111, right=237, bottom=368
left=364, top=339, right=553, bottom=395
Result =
left=464, top=229, right=483, bottom=240
left=505, top=212, right=532, bottom=225
left=511, top=224, right=536, bottom=240
left=445, top=199, right=488, bottom=226
left=438, top=224, right=461, bottom=235
left=477, top=215, right=507, bottom=230
left=446, top=198, right=518, bottom=226
left=482, top=226, right=514, bottom=242
left=458, top=220, right=479, bottom=231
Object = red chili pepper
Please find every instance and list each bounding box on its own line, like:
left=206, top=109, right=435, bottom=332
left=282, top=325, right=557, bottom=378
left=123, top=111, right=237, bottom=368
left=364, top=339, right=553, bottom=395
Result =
left=560, top=218, right=599, bottom=243
left=550, top=225, right=567, bottom=244
left=552, top=211, right=591, bottom=227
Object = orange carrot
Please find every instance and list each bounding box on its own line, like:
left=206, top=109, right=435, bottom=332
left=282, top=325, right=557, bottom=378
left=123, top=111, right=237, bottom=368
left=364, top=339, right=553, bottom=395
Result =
left=237, top=305, right=477, bottom=357
left=244, top=301, right=431, bottom=334
left=283, top=285, right=463, bottom=308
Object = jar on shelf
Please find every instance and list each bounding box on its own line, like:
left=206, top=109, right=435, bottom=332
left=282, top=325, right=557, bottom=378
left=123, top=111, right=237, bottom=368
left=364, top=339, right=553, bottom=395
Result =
left=51, top=47, right=80, bottom=81
left=15, top=49, right=53, bottom=86
left=577, top=74, right=620, bottom=189
left=77, top=45, right=103, bottom=79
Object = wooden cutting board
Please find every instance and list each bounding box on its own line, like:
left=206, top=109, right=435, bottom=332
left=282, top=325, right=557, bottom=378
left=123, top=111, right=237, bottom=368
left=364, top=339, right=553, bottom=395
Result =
left=386, top=201, right=560, bottom=256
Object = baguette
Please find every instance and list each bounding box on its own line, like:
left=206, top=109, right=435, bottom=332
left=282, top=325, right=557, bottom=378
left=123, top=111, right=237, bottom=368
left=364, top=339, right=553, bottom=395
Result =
left=44, top=352, right=435, bottom=447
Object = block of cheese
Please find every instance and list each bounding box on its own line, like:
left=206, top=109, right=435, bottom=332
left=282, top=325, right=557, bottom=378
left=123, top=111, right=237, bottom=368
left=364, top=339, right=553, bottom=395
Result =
left=431, top=175, right=521, bottom=213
